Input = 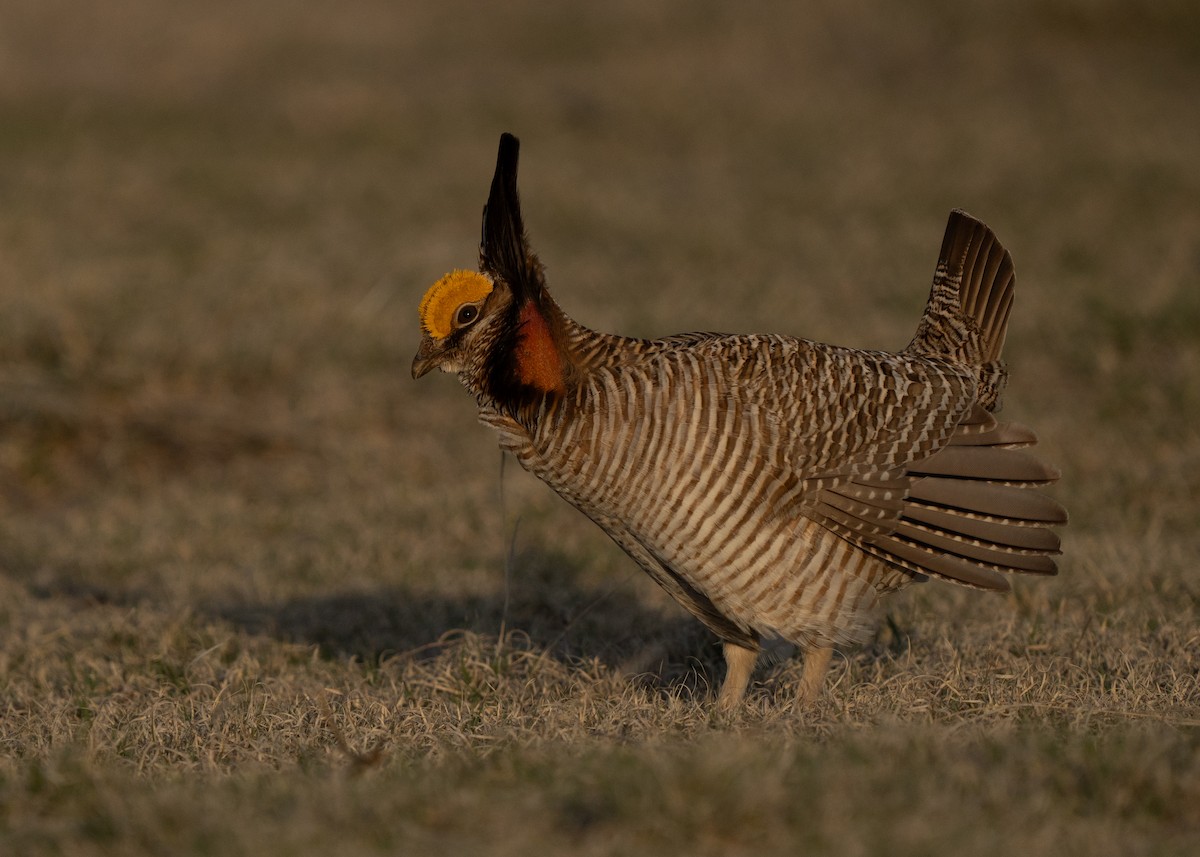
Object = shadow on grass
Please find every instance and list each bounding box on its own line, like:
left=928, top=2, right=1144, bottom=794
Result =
left=15, top=548, right=904, bottom=701
left=8, top=544, right=728, bottom=697
left=206, top=548, right=728, bottom=696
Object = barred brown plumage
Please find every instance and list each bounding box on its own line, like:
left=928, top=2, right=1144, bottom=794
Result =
left=412, top=133, right=1067, bottom=711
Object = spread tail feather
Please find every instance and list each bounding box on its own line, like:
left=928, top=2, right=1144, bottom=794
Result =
left=816, top=407, right=1066, bottom=592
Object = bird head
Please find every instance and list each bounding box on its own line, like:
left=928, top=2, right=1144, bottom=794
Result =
left=412, top=268, right=499, bottom=379
left=412, top=133, right=568, bottom=403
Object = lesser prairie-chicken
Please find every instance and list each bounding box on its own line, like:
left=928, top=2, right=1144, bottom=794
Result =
left=413, top=134, right=1066, bottom=710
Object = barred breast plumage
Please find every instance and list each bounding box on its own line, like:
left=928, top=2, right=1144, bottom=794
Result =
left=413, top=133, right=1067, bottom=710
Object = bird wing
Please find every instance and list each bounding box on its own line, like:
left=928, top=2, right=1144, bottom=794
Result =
left=704, top=336, right=1062, bottom=590
left=706, top=335, right=977, bottom=482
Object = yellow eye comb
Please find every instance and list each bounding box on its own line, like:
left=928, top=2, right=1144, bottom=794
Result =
left=418, top=270, right=494, bottom=340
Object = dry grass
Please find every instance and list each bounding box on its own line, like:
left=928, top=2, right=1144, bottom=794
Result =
left=2, top=1, right=1199, bottom=854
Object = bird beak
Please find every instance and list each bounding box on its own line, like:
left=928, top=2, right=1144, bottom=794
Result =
left=411, top=337, right=442, bottom=379
left=411, top=354, right=434, bottom=380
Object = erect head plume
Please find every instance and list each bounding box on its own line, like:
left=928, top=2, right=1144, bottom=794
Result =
left=418, top=269, right=495, bottom=340
left=480, top=133, right=544, bottom=302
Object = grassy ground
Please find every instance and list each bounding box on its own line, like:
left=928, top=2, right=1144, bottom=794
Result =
left=2, top=1, right=1199, bottom=854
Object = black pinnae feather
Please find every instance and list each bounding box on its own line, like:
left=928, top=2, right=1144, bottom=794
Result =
left=480, top=133, right=542, bottom=301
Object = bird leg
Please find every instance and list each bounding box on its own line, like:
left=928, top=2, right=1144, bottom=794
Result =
left=795, top=645, right=833, bottom=708
left=717, top=641, right=759, bottom=711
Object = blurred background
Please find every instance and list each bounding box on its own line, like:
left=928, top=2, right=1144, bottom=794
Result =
left=1, top=0, right=1197, bottom=650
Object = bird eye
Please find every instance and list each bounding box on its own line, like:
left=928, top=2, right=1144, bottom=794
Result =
left=455, top=304, right=480, bottom=328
